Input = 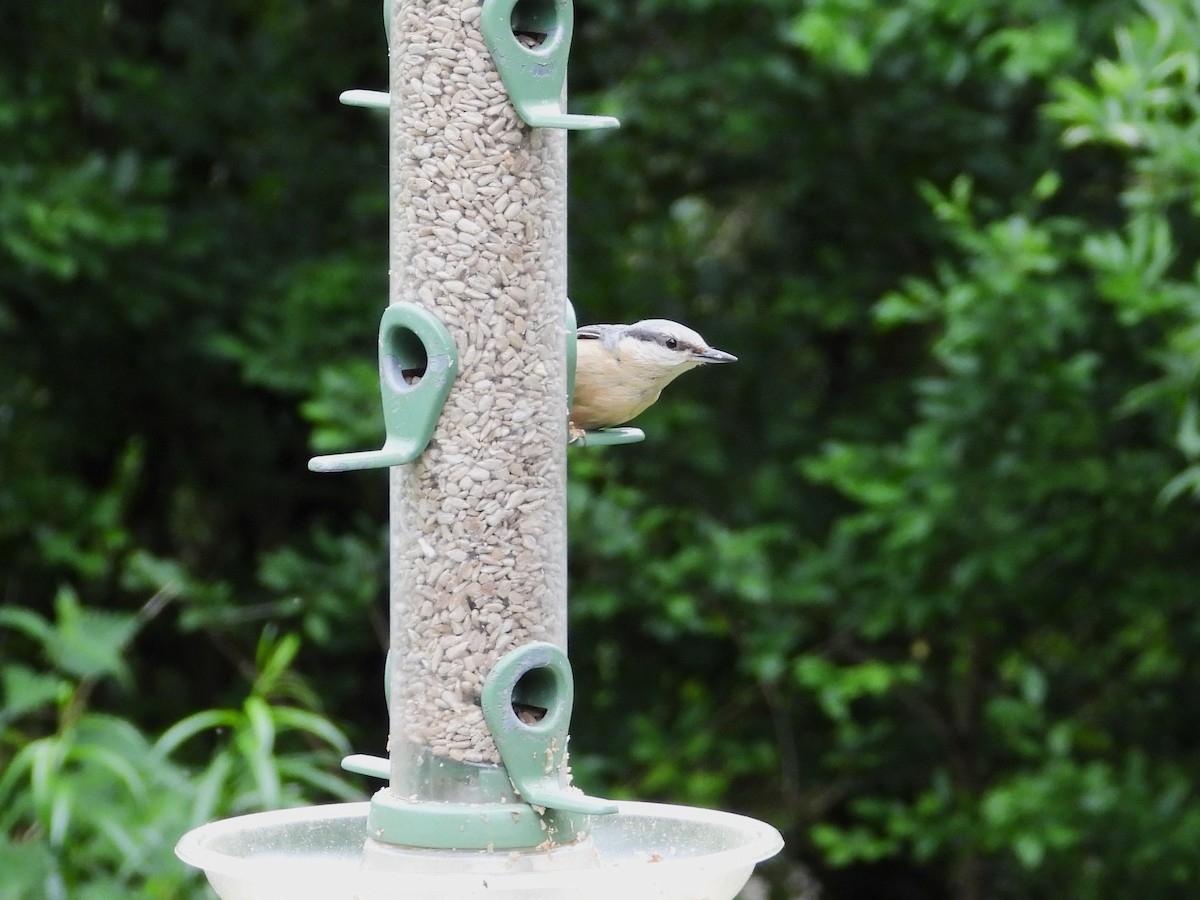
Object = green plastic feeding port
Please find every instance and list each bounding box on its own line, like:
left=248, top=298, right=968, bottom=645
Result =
left=569, top=427, right=645, bottom=446
left=309, top=303, right=457, bottom=473
left=481, top=0, right=619, bottom=130
left=481, top=642, right=617, bottom=818
left=361, top=643, right=615, bottom=851
left=340, top=89, right=389, bottom=109
left=340, top=1, right=391, bottom=109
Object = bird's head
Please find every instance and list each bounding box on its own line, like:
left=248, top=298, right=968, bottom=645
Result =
left=615, top=319, right=738, bottom=379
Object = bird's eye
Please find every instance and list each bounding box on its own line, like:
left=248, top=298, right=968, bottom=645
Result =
left=665, top=337, right=678, bottom=349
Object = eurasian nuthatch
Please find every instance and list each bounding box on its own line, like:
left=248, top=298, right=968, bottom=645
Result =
left=569, top=319, right=737, bottom=436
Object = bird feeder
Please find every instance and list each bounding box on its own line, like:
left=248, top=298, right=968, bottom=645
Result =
left=176, top=0, right=781, bottom=896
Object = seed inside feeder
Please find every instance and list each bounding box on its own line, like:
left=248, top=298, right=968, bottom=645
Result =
left=515, top=31, right=547, bottom=48
left=388, top=0, right=568, bottom=789
left=513, top=702, right=547, bottom=725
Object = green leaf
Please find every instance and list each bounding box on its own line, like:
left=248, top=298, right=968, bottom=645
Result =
left=153, top=709, right=241, bottom=759
left=269, top=706, right=350, bottom=755
left=0, top=664, right=68, bottom=724
left=1177, top=397, right=1200, bottom=459
left=45, top=588, right=138, bottom=683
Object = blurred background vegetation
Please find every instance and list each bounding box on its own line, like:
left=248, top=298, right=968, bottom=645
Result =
left=3, top=0, right=1200, bottom=897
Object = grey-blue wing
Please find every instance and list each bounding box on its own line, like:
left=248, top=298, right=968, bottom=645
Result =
left=577, top=324, right=622, bottom=351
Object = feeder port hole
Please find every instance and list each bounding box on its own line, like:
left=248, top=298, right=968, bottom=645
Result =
left=382, top=324, right=428, bottom=390
left=512, top=663, right=560, bottom=725
left=510, top=0, right=562, bottom=49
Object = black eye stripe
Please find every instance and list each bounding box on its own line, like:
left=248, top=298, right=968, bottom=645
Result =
left=623, top=327, right=658, bottom=344
left=625, top=327, right=690, bottom=351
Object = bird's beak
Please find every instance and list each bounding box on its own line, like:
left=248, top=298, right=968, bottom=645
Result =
left=696, top=347, right=737, bottom=364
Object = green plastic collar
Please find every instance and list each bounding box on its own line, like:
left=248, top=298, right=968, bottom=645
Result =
left=366, top=787, right=581, bottom=850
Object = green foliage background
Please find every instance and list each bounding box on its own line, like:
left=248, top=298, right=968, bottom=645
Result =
left=3, top=0, right=1199, bottom=897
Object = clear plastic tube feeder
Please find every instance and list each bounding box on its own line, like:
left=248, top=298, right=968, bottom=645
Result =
left=176, top=0, right=783, bottom=896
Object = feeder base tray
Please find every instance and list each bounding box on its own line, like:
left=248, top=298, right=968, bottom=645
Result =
left=176, top=799, right=782, bottom=900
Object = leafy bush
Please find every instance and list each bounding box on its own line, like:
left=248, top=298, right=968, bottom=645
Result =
left=0, top=594, right=358, bottom=899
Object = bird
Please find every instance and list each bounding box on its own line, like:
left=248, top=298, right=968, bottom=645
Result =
left=569, top=319, right=737, bottom=440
